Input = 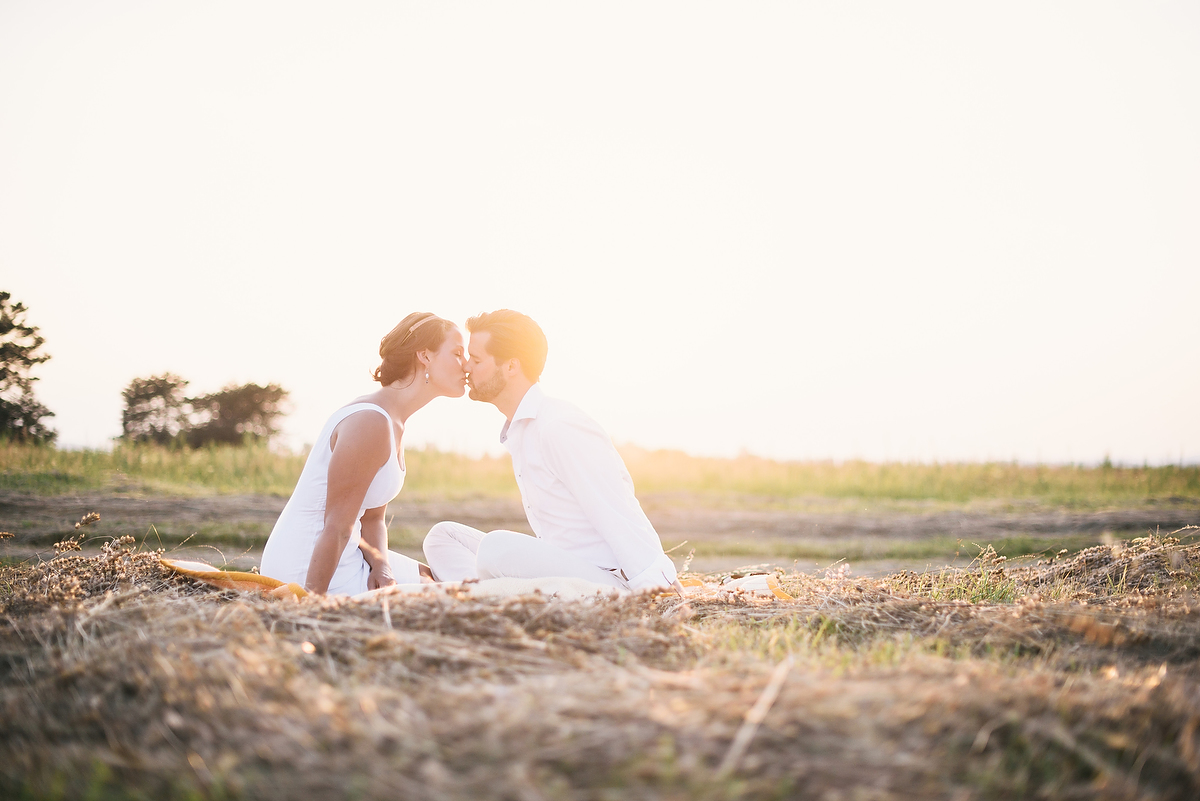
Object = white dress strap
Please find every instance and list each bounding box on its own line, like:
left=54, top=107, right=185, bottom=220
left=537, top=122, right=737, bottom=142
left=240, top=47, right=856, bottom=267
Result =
left=327, top=403, right=396, bottom=452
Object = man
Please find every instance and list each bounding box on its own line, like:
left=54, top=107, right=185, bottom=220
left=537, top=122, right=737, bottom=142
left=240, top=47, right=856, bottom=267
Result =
left=422, top=309, right=681, bottom=592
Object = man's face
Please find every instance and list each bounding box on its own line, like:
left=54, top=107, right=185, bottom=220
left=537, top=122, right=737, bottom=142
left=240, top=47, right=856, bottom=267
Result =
left=466, top=332, right=507, bottom=402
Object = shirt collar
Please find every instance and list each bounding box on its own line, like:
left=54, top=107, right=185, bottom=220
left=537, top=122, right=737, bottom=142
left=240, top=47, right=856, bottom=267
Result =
left=499, top=383, right=544, bottom=444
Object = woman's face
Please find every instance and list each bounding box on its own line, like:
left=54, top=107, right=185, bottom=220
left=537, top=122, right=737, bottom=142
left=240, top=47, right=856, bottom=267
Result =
left=427, top=328, right=468, bottom=398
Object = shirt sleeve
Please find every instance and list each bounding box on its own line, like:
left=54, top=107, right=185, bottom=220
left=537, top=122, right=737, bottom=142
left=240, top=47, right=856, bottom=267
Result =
left=538, top=416, right=678, bottom=591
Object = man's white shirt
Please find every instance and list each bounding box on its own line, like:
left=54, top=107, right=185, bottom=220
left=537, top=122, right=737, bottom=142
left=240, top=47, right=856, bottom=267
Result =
left=499, top=384, right=678, bottom=591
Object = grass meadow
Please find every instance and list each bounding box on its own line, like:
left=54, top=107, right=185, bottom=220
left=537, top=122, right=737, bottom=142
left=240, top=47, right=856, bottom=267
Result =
left=3, top=440, right=1198, bottom=506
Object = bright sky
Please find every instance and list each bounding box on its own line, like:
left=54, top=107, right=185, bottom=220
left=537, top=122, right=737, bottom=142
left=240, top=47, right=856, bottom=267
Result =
left=2, top=2, right=1197, bottom=464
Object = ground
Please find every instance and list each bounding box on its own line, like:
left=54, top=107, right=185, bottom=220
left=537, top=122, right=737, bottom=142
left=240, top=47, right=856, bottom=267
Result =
left=3, top=488, right=1196, bottom=573
left=1, top=449, right=1199, bottom=799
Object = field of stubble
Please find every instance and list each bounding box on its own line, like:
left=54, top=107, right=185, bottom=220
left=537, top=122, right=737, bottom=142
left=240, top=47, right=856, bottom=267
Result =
left=2, top=444, right=1199, bottom=799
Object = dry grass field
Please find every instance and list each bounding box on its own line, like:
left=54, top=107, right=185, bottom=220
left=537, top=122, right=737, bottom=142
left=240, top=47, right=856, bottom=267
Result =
left=1, top=525, right=1199, bottom=800
left=2, top=444, right=1199, bottom=799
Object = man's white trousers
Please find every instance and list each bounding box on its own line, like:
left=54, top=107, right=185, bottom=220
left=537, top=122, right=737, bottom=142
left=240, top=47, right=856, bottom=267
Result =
left=422, top=521, right=628, bottom=589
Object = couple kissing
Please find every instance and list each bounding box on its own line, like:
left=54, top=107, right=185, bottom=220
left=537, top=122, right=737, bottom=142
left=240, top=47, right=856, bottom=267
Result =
left=260, top=309, right=683, bottom=597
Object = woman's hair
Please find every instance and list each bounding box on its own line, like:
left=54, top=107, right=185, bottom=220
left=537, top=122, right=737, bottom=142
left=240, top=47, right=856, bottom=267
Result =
left=373, top=312, right=456, bottom=386
left=466, top=309, right=548, bottom=381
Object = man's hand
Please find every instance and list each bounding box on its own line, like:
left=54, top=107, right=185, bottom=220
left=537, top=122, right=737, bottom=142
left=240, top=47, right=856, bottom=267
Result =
left=367, top=562, right=397, bottom=591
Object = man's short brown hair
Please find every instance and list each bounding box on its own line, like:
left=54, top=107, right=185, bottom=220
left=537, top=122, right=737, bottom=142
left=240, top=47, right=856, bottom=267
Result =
left=467, top=310, right=548, bottom=382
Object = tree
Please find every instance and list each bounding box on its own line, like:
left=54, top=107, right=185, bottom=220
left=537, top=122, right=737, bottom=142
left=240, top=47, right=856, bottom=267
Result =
left=120, top=374, right=190, bottom=444
left=0, top=291, right=56, bottom=443
left=187, top=382, right=288, bottom=446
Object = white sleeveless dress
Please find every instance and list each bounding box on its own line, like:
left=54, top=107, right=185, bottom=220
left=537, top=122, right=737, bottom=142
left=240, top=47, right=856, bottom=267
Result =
left=260, top=402, right=422, bottom=594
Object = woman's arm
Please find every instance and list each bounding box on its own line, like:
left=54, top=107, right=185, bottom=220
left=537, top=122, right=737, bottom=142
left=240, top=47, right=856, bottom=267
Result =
left=304, top=412, right=391, bottom=595
left=358, top=505, right=395, bottom=590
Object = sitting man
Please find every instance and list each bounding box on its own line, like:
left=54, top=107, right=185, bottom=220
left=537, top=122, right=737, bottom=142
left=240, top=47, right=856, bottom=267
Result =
left=423, top=309, right=681, bottom=593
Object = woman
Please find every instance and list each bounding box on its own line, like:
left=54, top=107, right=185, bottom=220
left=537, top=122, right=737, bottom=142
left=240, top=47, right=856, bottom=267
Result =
left=260, top=312, right=467, bottom=595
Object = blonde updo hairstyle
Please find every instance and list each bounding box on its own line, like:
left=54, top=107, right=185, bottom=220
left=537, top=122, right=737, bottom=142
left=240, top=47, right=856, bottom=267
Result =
left=373, top=312, right=456, bottom=386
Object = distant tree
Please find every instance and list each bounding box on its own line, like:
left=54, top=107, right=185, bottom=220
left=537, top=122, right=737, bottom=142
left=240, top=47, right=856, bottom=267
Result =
left=120, top=374, right=190, bottom=444
left=0, top=291, right=56, bottom=443
left=187, top=382, right=288, bottom=447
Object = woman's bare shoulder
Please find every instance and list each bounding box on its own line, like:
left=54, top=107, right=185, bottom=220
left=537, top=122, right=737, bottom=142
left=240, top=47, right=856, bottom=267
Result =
left=328, top=405, right=393, bottom=454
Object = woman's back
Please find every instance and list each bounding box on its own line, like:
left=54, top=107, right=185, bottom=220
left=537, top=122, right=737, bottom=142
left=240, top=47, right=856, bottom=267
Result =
left=260, top=403, right=404, bottom=594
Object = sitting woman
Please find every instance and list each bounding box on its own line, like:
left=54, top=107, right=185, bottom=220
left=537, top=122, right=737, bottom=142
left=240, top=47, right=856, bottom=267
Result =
left=261, top=313, right=467, bottom=594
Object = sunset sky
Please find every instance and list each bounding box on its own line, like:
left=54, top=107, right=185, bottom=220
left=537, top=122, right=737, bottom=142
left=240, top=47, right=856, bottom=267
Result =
left=2, top=2, right=1197, bottom=464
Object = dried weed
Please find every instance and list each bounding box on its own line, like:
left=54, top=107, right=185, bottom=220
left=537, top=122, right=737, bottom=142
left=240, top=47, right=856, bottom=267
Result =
left=0, top=526, right=1197, bottom=799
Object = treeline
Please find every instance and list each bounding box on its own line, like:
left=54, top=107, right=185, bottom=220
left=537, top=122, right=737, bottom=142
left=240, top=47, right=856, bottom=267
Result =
left=0, top=292, right=55, bottom=442
left=1, top=289, right=287, bottom=448
left=120, top=374, right=287, bottom=447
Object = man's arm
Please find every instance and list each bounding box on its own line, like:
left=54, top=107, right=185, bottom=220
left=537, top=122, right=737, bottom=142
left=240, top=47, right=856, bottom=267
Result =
left=540, top=417, right=679, bottom=591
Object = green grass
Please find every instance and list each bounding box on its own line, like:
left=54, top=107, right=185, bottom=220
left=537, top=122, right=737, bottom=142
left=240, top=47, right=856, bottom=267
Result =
left=0, top=441, right=306, bottom=496
left=3, top=441, right=1198, bottom=507
left=3, top=528, right=1112, bottom=568
left=666, top=533, right=1108, bottom=564
left=621, top=446, right=1200, bottom=506
left=922, top=565, right=1021, bottom=603
left=0, top=441, right=517, bottom=498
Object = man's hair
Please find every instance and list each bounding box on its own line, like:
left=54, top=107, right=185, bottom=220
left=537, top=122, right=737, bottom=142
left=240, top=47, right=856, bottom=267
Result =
left=466, top=309, right=548, bottom=382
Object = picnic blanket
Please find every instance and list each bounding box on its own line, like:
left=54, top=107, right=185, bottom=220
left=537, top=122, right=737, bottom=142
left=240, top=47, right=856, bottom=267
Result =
left=161, top=557, right=793, bottom=602
left=351, top=576, right=630, bottom=602
left=698, top=573, right=794, bottom=600
left=160, top=557, right=626, bottom=601
left=160, top=558, right=308, bottom=599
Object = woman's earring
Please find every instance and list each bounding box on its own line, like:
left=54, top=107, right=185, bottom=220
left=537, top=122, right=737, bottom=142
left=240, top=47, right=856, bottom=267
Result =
left=425, top=370, right=430, bottom=384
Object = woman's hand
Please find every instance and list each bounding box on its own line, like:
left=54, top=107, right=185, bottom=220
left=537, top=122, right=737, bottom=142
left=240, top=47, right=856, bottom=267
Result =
left=306, top=412, right=393, bottom=595
left=367, top=561, right=397, bottom=591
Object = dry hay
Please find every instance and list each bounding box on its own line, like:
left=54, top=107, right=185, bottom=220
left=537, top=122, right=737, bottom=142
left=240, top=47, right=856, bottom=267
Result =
left=0, top=528, right=1198, bottom=799
left=661, top=533, right=1200, bottom=671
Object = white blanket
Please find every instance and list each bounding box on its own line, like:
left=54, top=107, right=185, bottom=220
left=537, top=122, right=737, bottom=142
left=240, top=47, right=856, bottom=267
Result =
left=351, top=576, right=630, bottom=603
